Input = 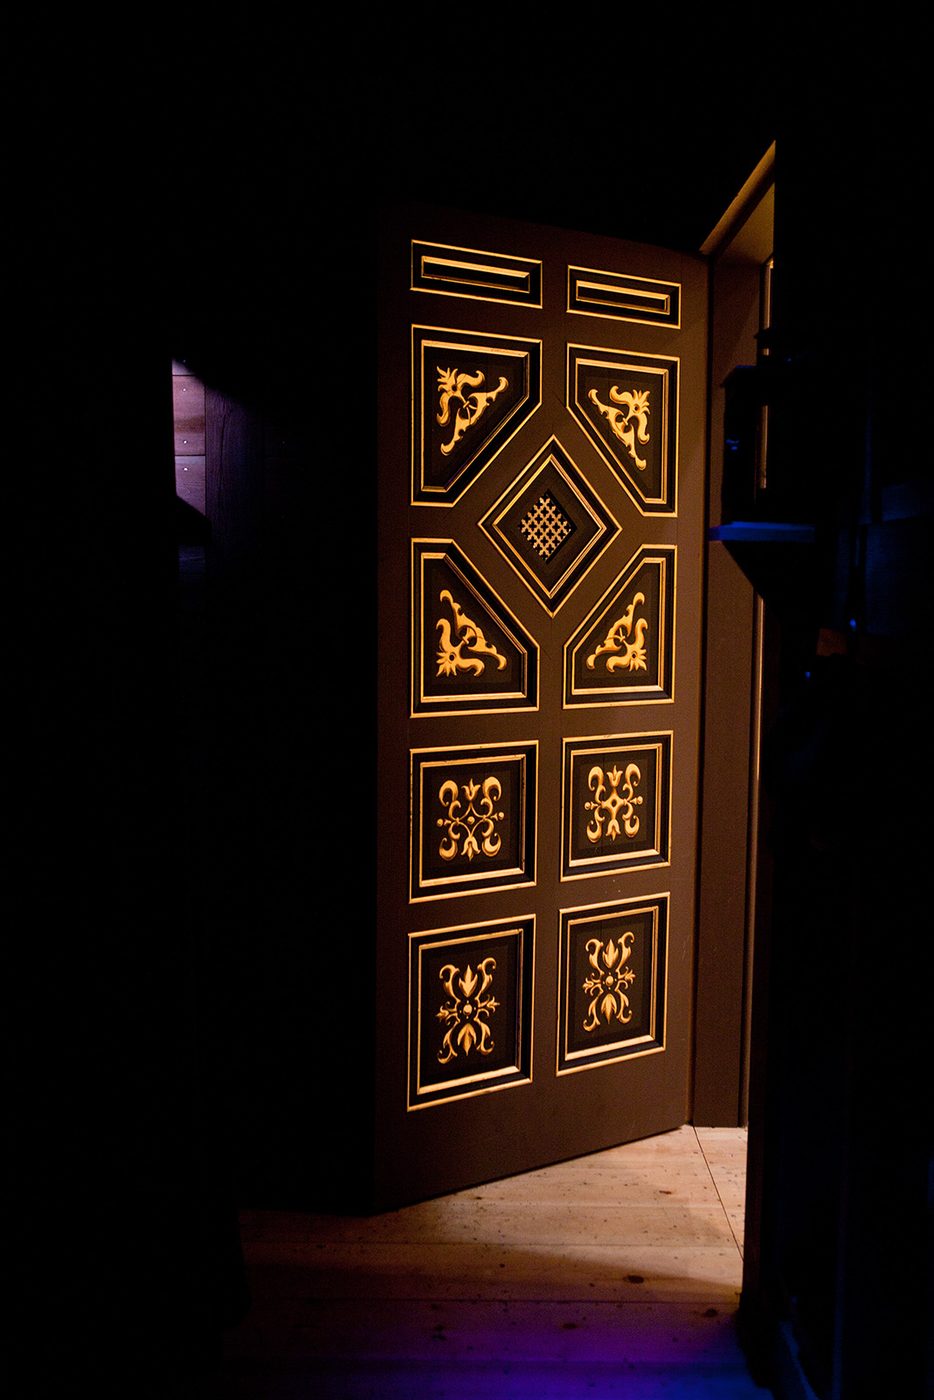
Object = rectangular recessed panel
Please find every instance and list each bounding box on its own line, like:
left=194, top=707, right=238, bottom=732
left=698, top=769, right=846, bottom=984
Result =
left=413, top=241, right=543, bottom=306
left=561, top=732, right=672, bottom=881
left=411, top=742, right=537, bottom=901
left=409, top=917, right=535, bottom=1109
left=557, top=895, right=668, bottom=1074
left=568, top=266, right=681, bottom=328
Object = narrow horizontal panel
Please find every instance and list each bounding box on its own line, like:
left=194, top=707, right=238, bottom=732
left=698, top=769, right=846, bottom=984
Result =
left=568, top=265, right=681, bottom=327
left=413, top=240, right=542, bottom=306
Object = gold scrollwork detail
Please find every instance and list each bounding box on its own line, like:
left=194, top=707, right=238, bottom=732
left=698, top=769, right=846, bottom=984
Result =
left=586, top=592, right=649, bottom=673
left=437, top=776, right=505, bottom=861
left=588, top=386, right=650, bottom=470
left=584, top=764, right=643, bottom=843
left=435, top=589, right=507, bottom=678
left=582, top=933, right=635, bottom=1031
left=437, top=366, right=508, bottom=457
left=437, top=957, right=499, bottom=1062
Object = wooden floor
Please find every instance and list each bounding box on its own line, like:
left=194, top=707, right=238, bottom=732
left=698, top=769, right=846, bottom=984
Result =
left=215, top=1126, right=767, bottom=1398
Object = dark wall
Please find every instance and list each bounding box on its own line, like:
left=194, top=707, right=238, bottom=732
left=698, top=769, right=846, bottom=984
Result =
left=738, top=43, right=933, bottom=1400
left=15, top=9, right=928, bottom=1393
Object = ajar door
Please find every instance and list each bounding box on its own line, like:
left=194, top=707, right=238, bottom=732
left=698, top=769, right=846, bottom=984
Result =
left=374, top=205, right=706, bottom=1208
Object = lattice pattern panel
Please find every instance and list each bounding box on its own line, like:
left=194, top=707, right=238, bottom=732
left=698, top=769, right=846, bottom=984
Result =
left=479, top=437, right=619, bottom=615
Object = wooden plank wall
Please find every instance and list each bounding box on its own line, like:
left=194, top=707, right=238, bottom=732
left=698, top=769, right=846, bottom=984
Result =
left=172, top=359, right=206, bottom=515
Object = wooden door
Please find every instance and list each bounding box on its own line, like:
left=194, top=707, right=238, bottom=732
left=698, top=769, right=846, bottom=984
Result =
left=374, top=205, right=706, bottom=1208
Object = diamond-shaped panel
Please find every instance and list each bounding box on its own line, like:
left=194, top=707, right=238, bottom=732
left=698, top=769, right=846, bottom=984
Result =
left=480, top=437, right=619, bottom=615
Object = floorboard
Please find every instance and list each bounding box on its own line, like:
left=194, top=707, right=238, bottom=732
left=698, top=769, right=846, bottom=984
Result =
left=216, top=1125, right=770, bottom=1398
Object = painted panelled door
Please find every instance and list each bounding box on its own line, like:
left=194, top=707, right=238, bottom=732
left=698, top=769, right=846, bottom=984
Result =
left=375, top=206, right=706, bottom=1208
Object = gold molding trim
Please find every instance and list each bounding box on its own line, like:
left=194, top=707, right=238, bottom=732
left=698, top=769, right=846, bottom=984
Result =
left=412, top=240, right=543, bottom=307
left=568, top=265, right=681, bottom=328
left=556, top=893, right=669, bottom=1076
left=411, top=539, right=540, bottom=716
left=408, top=917, right=535, bottom=1110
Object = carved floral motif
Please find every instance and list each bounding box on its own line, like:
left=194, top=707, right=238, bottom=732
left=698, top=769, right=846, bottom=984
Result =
left=437, top=958, right=499, bottom=1063
left=582, top=933, right=635, bottom=1031
left=435, top=589, right=506, bottom=678
left=584, top=763, right=643, bottom=843
left=588, top=385, right=650, bottom=470
left=437, top=366, right=508, bottom=456
left=586, top=592, right=649, bottom=673
left=437, top=777, right=505, bottom=861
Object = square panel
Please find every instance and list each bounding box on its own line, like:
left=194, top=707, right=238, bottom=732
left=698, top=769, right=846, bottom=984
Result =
left=408, top=917, right=535, bottom=1109
left=410, top=741, right=537, bottom=901
left=557, top=895, right=668, bottom=1074
left=561, top=732, right=672, bottom=880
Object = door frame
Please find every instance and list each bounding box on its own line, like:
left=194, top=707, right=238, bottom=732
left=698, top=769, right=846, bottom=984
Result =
left=692, top=145, right=775, bottom=1127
